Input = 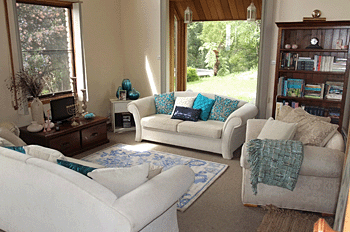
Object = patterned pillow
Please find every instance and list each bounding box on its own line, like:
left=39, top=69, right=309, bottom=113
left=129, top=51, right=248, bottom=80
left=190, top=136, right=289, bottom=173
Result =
left=4, top=146, right=26, bottom=154
left=209, top=95, right=239, bottom=122
left=192, top=93, right=215, bottom=121
left=154, top=92, right=175, bottom=115
left=171, top=96, right=196, bottom=116
left=171, top=106, right=202, bottom=122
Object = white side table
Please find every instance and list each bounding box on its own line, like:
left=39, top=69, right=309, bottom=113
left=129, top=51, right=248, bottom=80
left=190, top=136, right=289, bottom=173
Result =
left=110, top=98, right=135, bottom=133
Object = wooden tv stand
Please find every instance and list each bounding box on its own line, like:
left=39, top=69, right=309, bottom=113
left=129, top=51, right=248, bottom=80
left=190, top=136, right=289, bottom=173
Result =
left=20, top=116, right=109, bottom=157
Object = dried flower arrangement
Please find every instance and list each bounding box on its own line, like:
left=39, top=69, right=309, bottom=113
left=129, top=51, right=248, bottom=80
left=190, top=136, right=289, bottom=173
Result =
left=6, top=67, right=47, bottom=101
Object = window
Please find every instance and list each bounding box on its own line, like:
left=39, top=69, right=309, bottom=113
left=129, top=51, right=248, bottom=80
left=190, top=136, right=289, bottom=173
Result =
left=5, top=0, right=86, bottom=111
left=16, top=1, right=75, bottom=95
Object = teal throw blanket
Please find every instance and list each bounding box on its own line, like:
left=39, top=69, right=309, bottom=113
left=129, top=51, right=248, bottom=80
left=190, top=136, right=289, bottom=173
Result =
left=247, top=139, right=304, bottom=195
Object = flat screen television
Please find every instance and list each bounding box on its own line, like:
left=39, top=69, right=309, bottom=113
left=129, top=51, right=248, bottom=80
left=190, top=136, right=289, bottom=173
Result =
left=50, top=96, right=75, bottom=123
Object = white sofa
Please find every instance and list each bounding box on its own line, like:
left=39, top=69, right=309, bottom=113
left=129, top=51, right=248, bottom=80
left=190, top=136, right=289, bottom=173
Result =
left=0, top=128, right=195, bottom=232
left=240, top=119, right=345, bottom=214
left=127, top=91, right=258, bottom=159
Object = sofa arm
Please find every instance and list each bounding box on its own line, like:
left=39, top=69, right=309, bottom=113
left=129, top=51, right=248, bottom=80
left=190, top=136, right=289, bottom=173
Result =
left=127, top=96, right=157, bottom=142
left=245, top=119, right=267, bottom=142
left=112, top=165, right=194, bottom=231
left=223, top=103, right=258, bottom=131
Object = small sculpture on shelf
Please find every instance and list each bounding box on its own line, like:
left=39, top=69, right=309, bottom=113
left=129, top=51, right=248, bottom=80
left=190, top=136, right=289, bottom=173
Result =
left=117, top=79, right=140, bottom=100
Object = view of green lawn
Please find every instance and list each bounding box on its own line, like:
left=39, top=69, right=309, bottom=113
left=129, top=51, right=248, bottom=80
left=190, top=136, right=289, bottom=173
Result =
left=187, top=69, right=257, bottom=104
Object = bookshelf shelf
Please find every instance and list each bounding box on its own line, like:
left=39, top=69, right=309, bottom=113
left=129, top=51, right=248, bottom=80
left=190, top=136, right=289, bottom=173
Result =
left=273, top=21, right=350, bottom=130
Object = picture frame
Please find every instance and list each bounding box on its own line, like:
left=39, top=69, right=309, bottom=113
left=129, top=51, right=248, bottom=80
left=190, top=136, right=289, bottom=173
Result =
left=119, top=90, right=127, bottom=100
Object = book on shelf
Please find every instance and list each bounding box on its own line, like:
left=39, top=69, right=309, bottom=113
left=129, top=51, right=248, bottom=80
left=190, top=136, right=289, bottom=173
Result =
left=325, top=81, right=343, bottom=100
left=332, top=57, right=347, bottom=72
left=286, top=78, right=304, bottom=97
left=296, top=57, right=314, bottom=71
left=275, top=102, right=283, bottom=118
left=304, top=83, right=325, bottom=99
left=280, top=53, right=298, bottom=69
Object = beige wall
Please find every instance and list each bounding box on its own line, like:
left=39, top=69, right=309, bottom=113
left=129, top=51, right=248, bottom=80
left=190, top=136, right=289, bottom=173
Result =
left=120, top=0, right=161, bottom=97
left=264, top=0, right=350, bottom=131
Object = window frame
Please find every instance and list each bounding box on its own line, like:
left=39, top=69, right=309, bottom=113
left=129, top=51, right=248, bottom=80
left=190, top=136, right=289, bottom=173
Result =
left=4, top=0, right=86, bottom=111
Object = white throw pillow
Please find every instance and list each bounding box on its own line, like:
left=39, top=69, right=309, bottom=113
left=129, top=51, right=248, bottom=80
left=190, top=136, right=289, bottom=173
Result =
left=257, top=117, right=298, bottom=140
left=171, top=97, right=196, bottom=116
left=87, top=163, right=150, bottom=197
left=24, top=145, right=65, bottom=163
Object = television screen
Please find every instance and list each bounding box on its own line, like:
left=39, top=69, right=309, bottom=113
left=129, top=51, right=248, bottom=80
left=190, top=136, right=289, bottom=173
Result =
left=50, top=96, right=75, bottom=123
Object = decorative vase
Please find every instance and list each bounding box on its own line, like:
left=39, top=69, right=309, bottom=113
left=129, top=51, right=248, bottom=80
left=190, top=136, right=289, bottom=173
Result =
left=31, top=98, right=44, bottom=125
left=27, top=121, right=43, bottom=133
left=116, top=86, right=123, bottom=98
left=122, top=79, right=132, bottom=92
left=128, top=88, right=140, bottom=100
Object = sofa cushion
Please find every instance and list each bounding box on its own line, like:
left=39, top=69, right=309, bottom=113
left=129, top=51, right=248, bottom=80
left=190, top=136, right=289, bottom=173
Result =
left=154, top=92, right=175, bottom=115
left=171, top=106, right=202, bottom=122
left=4, top=146, right=26, bottom=154
left=257, top=117, right=297, bottom=140
left=142, top=114, right=182, bottom=132
left=281, top=108, right=337, bottom=146
left=240, top=143, right=344, bottom=178
left=87, top=163, right=149, bottom=198
left=57, top=159, right=97, bottom=176
left=24, top=145, right=65, bottom=163
left=192, top=93, right=215, bottom=121
left=177, top=120, right=224, bottom=139
left=208, top=95, right=239, bottom=122
left=171, top=96, right=196, bottom=116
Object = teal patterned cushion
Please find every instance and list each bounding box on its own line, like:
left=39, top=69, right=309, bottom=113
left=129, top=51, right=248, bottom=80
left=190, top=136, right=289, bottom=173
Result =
left=192, top=93, right=215, bottom=121
left=154, top=92, right=175, bottom=115
left=209, top=95, right=239, bottom=122
left=4, top=146, right=26, bottom=154
left=57, top=159, right=96, bottom=176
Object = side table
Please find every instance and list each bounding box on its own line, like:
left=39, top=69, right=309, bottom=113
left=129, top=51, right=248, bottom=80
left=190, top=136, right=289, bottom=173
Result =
left=110, top=98, right=135, bottom=133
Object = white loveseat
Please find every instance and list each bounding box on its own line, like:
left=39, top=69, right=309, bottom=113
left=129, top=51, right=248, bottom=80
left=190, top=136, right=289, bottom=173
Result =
left=0, top=128, right=194, bottom=232
left=127, top=91, right=258, bottom=159
left=240, top=119, right=345, bottom=214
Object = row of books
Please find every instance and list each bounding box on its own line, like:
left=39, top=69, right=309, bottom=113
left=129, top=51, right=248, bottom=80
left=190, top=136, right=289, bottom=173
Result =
left=280, top=53, right=347, bottom=72
left=277, top=77, right=344, bottom=100
left=275, top=101, right=340, bottom=123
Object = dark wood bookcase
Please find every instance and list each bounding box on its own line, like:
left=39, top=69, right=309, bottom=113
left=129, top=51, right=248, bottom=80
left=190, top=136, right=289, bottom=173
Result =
left=272, top=21, right=350, bottom=131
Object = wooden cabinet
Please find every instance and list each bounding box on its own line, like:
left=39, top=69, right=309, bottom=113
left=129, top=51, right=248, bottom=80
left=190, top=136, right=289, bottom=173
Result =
left=20, top=116, right=109, bottom=157
left=272, top=21, right=350, bottom=130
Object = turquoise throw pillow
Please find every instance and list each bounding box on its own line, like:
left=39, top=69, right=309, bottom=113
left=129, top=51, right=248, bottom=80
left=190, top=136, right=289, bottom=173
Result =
left=192, top=93, right=215, bottom=121
left=4, top=146, right=26, bottom=154
left=154, top=92, right=175, bottom=115
left=57, top=159, right=96, bottom=176
left=209, top=95, right=239, bottom=122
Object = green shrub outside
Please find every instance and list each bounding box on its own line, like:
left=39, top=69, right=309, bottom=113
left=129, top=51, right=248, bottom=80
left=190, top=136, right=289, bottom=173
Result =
left=187, top=67, right=199, bottom=82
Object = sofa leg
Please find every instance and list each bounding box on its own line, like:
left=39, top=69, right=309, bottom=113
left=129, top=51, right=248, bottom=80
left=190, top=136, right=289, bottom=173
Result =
left=243, top=204, right=258, bottom=208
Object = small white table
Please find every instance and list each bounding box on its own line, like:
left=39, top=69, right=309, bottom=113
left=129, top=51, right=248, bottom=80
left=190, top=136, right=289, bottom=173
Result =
left=110, top=98, right=135, bottom=133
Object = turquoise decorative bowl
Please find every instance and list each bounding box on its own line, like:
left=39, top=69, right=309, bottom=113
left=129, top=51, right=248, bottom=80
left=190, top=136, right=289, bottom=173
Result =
left=128, top=88, right=140, bottom=100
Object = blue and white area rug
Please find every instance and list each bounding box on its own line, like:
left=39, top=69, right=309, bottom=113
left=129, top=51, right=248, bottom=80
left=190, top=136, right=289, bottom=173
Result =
left=82, top=143, right=228, bottom=212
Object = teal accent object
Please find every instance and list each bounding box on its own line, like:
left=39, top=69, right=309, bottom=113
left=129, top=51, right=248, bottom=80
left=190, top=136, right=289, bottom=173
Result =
left=57, top=159, right=96, bottom=176
left=122, top=79, right=132, bottom=91
left=116, top=86, right=123, bottom=98
left=192, top=93, right=215, bottom=121
left=209, top=95, right=239, bottom=122
left=247, top=139, right=304, bottom=195
left=84, top=113, right=95, bottom=119
left=154, top=92, right=175, bottom=115
left=128, top=88, right=140, bottom=100
left=4, top=146, right=26, bottom=154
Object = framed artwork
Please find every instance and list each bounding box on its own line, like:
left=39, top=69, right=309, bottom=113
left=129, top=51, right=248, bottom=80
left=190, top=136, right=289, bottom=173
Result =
left=119, top=90, right=127, bottom=100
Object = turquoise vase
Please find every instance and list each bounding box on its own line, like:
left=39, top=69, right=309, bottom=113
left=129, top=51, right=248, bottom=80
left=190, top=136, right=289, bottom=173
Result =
left=128, top=88, right=140, bottom=100
left=122, top=79, right=132, bottom=92
left=116, top=86, right=123, bottom=98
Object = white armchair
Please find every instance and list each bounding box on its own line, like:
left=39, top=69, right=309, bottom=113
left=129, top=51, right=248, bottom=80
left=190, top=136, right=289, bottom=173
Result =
left=240, top=119, right=345, bottom=214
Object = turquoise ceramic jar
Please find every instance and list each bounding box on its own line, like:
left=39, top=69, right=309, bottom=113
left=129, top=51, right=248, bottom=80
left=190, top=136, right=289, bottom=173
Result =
left=128, top=88, right=140, bottom=100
